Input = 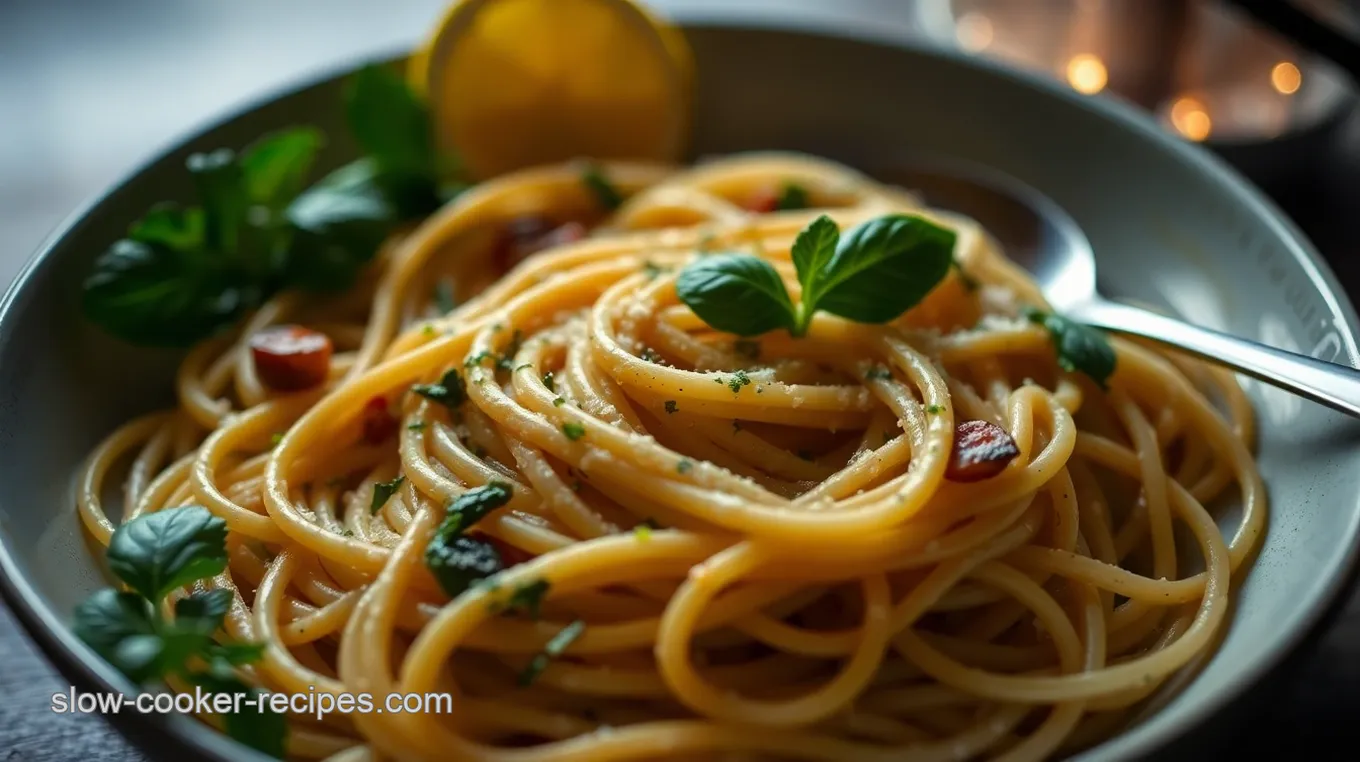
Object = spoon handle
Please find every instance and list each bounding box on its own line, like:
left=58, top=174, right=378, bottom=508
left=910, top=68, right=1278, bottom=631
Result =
left=1074, top=299, right=1360, bottom=418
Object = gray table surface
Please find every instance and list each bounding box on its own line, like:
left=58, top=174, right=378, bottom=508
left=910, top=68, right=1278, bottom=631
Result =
left=4, top=0, right=1360, bottom=759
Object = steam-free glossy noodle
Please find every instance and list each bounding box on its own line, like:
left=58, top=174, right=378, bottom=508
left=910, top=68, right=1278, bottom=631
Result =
left=76, top=154, right=1265, bottom=761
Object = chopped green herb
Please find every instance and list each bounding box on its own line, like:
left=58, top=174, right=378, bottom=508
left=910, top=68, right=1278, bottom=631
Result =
left=562, top=422, right=586, bottom=441
left=641, top=261, right=668, bottom=280
left=1022, top=307, right=1117, bottom=388
left=726, top=370, right=751, bottom=394
left=421, top=323, right=436, bottom=337
left=634, top=524, right=653, bottom=542
left=641, top=347, right=661, bottom=363
left=341, top=528, right=354, bottom=537
left=925, top=404, right=943, bottom=415
left=776, top=182, right=809, bottom=211
left=865, top=366, right=893, bottom=381
left=423, top=483, right=513, bottom=597
left=676, top=459, right=693, bottom=474
left=464, top=350, right=494, bottom=368
left=407, top=421, right=427, bottom=431
left=425, top=536, right=502, bottom=598
left=518, top=619, right=585, bottom=687
left=499, top=578, right=551, bottom=618
left=412, top=368, right=467, bottom=409
left=664, top=400, right=678, bottom=414
left=434, top=280, right=458, bottom=313
left=581, top=165, right=623, bottom=210
left=370, top=475, right=404, bottom=514
left=269, top=432, right=283, bottom=447
left=553, top=397, right=566, bottom=407
left=542, top=372, right=555, bottom=391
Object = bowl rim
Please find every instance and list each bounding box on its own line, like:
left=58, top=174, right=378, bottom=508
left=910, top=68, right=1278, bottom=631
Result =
left=2, top=7, right=1359, bottom=762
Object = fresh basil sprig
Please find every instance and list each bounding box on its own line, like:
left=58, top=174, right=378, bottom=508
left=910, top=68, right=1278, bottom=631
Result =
left=83, top=64, right=465, bottom=347
left=1022, top=307, right=1116, bottom=388
left=82, top=129, right=322, bottom=347
left=73, top=506, right=286, bottom=758
left=675, top=213, right=956, bottom=337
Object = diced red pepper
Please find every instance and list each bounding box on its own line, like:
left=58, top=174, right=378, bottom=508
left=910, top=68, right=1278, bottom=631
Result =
left=744, top=186, right=781, bottom=213
left=492, top=216, right=588, bottom=271
left=361, top=395, right=398, bottom=444
left=250, top=325, right=332, bottom=392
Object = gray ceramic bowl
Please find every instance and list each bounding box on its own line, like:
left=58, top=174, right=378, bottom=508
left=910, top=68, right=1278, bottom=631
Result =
left=3, top=11, right=1360, bottom=762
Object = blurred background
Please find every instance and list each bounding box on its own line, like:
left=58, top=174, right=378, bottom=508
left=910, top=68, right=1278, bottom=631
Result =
left=4, top=0, right=1360, bottom=287
left=3, top=0, right=1360, bottom=758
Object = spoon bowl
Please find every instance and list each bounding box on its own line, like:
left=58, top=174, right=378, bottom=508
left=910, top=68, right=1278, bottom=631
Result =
left=887, top=164, right=1097, bottom=310
left=890, top=161, right=1360, bottom=419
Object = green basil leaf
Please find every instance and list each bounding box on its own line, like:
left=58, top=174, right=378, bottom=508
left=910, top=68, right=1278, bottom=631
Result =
left=174, top=589, right=232, bottom=632
left=238, top=128, right=325, bottom=212
left=186, top=148, right=248, bottom=256
left=810, top=214, right=955, bottom=324
left=112, top=635, right=167, bottom=681
left=205, top=640, right=267, bottom=666
left=376, top=168, right=445, bottom=220
left=790, top=214, right=839, bottom=300
left=226, top=691, right=288, bottom=759
left=675, top=254, right=795, bottom=337
left=73, top=590, right=161, bottom=681
left=1023, top=308, right=1116, bottom=388
left=129, top=205, right=204, bottom=250
left=81, top=239, right=256, bottom=347
left=284, top=159, right=394, bottom=292
left=190, top=671, right=287, bottom=760
left=346, top=65, right=436, bottom=179
left=581, top=165, right=623, bottom=210
left=106, top=506, right=229, bottom=602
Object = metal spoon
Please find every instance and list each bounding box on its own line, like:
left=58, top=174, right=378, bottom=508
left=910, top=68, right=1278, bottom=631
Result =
left=892, top=164, right=1360, bottom=418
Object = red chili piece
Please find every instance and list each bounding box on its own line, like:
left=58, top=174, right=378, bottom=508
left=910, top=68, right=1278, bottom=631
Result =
left=945, top=420, right=1021, bottom=482
left=744, top=186, right=781, bottom=213
left=492, top=216, right=588, bottom=271
left=361, top=396, right=398, bottom=445
left=250, top=325, right=332, bottom=392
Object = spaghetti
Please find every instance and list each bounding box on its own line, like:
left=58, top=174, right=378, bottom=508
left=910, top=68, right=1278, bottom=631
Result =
left=76, top=153, right=1266, bottom=761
